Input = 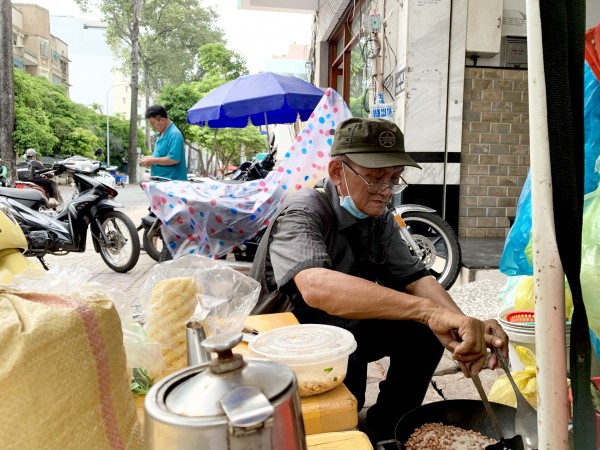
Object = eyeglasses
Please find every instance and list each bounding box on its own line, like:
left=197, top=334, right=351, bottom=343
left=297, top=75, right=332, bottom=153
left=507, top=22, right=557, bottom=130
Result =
left=342, top=161, right=408, bottom=194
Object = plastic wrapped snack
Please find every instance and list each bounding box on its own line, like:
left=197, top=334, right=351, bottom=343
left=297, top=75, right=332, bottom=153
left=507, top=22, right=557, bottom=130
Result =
left=139, top=255, right=261, bottom=373
left=147, top=277, right=200, bottom=373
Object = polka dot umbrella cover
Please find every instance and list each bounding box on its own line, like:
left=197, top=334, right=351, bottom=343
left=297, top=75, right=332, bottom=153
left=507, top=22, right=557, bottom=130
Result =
left=143, top=88, right=351, bottom=259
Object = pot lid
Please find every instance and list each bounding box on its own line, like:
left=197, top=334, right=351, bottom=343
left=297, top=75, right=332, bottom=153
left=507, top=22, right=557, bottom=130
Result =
left=165, top=332, right=295, bottom=417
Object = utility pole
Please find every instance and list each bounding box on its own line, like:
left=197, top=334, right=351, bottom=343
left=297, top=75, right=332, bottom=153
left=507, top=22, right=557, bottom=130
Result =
left=0, top=0, right=15, bottom=177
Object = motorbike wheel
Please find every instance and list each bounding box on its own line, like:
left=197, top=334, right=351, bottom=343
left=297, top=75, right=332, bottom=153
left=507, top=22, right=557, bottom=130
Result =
left=98, top=210, right=141, bottom=273
left=402, top=211, right=461, bottom=290
left=143, top=225, right=163, bottom=262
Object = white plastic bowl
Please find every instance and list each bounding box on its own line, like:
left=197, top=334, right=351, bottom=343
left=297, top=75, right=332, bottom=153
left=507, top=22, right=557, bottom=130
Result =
left=249, top=324, right=357, bottom=397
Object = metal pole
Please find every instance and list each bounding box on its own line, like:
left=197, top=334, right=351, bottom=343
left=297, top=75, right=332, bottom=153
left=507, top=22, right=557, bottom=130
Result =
left=526, top=0, right=569, bottom=447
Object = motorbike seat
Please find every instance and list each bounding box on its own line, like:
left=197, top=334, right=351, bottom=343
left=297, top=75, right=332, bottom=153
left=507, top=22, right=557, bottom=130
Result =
left=141, top=214, right=156, bottom=227
left=0, top=186, right=45, bottom=202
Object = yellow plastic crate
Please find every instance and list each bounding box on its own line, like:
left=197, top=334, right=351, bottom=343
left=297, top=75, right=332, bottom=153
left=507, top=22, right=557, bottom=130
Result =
left=307, top=431, right=373, bottom=449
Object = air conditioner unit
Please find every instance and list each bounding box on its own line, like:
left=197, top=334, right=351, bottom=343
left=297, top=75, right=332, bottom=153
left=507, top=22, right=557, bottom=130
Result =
left=500, top=36, right=528, bottom=68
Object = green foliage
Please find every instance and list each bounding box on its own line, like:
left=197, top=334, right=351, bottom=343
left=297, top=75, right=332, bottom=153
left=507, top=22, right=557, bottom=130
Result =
left=199, top=127, right=266, bottom=175
left=13, top=105, right=58, bottom=155
left=195, top=43, right=248, bottom=82
left=139, top=0, right=224, bottom=91
left=93, top=0, right=224, bottom=95
left=13, top=70, right=144, bottom=159
left=60, top=128, right=102, bottom=158
left=158, top=82, right=202, bottom=143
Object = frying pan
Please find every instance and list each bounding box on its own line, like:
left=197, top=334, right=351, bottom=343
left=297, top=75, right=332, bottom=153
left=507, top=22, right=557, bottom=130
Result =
left=394, top=400, right=517, bottom=448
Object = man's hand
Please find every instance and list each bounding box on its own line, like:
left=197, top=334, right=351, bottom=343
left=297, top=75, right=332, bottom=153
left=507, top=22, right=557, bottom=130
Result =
left=427, top=310, right=488, bottom=375
left=483, top=319, right=509, bottom=369
left=427, top=310, right=509, bottom=377
left=140, top=156, right=153, bottom=167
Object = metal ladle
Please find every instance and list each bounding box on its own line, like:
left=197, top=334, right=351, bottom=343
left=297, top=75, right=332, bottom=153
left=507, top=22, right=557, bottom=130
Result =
left=493, top=344, right=539, bottom=449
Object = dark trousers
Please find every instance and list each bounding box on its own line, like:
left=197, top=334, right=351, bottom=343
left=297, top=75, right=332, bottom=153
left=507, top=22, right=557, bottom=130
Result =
left=343, top=319, right=444, bottom=440
left=33, top=178, right=56, bottom=199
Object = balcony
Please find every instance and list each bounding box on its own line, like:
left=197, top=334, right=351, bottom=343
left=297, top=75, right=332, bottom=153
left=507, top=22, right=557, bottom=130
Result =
left=238, top=0, right=317, bottom=13
left=13, top=46, right=37, bottom=65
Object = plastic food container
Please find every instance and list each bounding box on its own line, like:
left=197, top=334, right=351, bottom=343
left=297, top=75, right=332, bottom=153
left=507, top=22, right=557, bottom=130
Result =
left=249, top=324, right=357, bottom=397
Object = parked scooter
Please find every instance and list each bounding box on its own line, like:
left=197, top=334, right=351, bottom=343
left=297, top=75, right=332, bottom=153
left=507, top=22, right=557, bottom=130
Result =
left=12, top=167, right=64, bottom=211
left=61, top=156, right=118, bottom=190
left=0, top=161, right=141, bottom=273
left=138, top=176, right=171, bottom=262
left=146, top=148, right=462, bottom=289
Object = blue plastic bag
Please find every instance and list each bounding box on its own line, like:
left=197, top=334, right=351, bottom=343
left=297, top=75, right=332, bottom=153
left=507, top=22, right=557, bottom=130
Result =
left=499, top=171, right=533, bottom=276
left=585, top=61, right=600, bottom=194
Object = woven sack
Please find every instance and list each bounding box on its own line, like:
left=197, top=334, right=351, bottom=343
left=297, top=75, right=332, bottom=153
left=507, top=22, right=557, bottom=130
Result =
left=0, top=290, right=143, bottom=450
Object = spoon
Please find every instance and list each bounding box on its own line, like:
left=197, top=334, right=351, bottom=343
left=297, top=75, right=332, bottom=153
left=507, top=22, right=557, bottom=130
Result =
left=493, top=343, right=539, bottom=449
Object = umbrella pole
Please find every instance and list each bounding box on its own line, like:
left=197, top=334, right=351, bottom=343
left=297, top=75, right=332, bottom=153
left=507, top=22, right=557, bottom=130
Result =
left=264, top=112, right=270, bottom=152
left=526, top=0, right=569, bottom=447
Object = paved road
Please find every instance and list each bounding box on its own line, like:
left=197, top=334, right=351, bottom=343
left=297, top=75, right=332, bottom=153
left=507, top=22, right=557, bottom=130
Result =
left=41, top=183, right=156, bottom=318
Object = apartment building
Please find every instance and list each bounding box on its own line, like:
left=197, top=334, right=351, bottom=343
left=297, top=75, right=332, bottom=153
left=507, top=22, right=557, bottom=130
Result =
left=12, top=3, right=70, bottom=93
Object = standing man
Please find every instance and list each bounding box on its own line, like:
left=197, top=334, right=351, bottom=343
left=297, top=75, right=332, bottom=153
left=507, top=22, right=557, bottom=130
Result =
left=141, top=105, right=187, bottom=181
left=250, top=117, right=508, bottom=445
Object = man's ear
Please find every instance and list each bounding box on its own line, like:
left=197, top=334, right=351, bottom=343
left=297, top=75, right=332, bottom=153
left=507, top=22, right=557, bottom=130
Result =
left=329, top=159, right=343, bottom=185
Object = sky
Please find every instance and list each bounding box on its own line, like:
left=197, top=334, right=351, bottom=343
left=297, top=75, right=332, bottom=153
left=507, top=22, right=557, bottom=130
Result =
left=24, top=0, right=313, bottom=73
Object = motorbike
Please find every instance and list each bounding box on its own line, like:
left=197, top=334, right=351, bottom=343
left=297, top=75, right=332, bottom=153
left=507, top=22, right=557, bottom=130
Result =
left=12, top=169, right=64, bottom=211
left=61, top=156, right=119, bottom=190
left=144, top=148, right=462, bottom=289
left=0, top=161, right=141, bottom=273
left=10, top=156, right=117, bottom=212
left=140, top=151, right=277, bottom=263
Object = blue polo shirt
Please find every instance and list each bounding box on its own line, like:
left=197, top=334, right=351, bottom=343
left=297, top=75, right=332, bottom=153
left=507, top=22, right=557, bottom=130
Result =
left=152, top=122, right=187, bottom=180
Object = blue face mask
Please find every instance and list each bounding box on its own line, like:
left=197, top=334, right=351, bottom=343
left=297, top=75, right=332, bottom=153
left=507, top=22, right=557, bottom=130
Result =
left=339, top=195, right=369, bottom=219
left=339, top=164, right=369, bottom=219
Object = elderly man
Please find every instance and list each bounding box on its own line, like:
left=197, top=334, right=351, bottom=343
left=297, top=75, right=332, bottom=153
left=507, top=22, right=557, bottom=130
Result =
left=250, top=117, right=508, bottom=444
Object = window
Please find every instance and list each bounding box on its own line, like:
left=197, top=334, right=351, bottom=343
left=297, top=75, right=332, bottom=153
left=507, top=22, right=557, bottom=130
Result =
left=12, top=32, right=17, bottom=46
left=39, top=38, right=49, bottom=57
left=328, top=0, right=372, bottom=118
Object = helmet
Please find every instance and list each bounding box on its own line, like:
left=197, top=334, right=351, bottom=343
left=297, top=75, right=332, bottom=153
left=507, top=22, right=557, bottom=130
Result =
left=25, top=148, right=36, bottom=157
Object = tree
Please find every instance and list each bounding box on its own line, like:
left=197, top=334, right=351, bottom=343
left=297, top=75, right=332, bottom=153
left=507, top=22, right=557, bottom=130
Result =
left=195, top=43, right=248, bottom=82
left=0, top=0, right=15, bottom=174
left=74, top=0, right=142, bottom=181
left=137, top=1, right=223, bottom=152
left=12, top=70, right=144, bottom=160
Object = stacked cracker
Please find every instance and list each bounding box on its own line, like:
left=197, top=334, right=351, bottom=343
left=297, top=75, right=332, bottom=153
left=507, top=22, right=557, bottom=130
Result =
left=147, top=277, right=200, bottom=374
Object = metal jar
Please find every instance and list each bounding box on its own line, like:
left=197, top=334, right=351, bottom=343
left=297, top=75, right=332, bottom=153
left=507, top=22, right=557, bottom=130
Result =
left=144, top=332, right=307, bottom=450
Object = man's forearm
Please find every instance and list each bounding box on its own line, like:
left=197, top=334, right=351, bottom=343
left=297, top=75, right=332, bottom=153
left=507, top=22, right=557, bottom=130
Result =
left=294, top=267, right=437, bottom=323
left=405, top=276, right=463, bottom=315
left=150, top=156, right=178, bottom=166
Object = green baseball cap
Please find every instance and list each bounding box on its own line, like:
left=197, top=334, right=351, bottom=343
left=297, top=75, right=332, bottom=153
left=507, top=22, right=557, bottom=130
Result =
left=331, top=118, right=421, bottom=169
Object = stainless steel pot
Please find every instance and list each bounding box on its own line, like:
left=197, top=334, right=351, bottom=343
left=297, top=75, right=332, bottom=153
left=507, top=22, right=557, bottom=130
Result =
left=144, top=332, right=307, bottom=450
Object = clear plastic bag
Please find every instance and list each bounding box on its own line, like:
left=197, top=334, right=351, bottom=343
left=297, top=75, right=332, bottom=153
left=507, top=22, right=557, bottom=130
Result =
left=498, top=275, right=527, bottom=312
left=140, top=254, right=260, bottom=335
left=139, top=254, right=261, bottom=373
left=581, top=185, right=600, bottom=338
